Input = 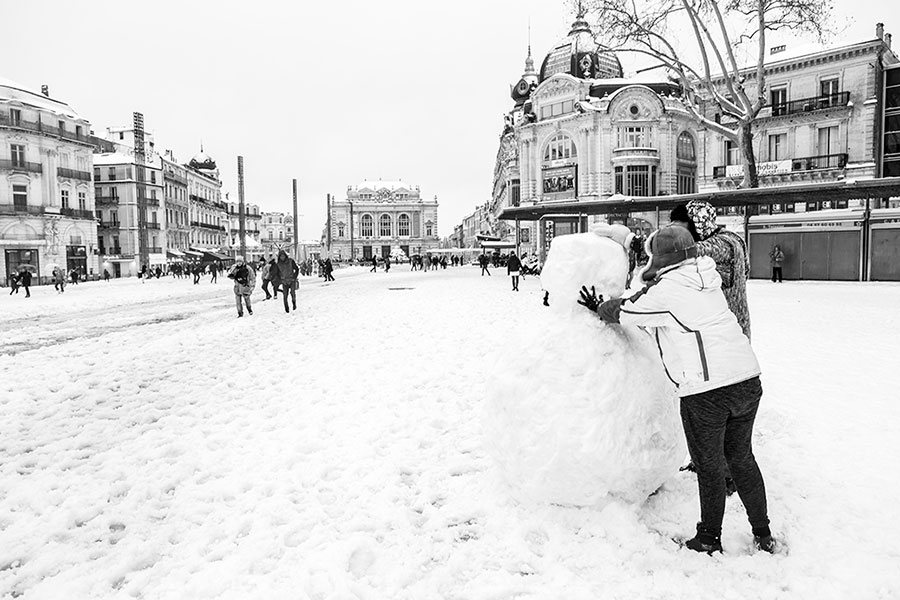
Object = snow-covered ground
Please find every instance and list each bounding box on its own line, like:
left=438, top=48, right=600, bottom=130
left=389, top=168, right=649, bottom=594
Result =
left=1, top=267, right=899, bottom=599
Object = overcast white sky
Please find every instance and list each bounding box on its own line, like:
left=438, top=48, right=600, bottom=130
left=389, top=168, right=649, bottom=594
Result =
left=1, top=0, right=892, bottom=239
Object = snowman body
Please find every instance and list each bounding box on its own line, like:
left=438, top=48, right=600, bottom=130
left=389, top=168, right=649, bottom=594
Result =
left=483, top=233, right=685, bottom=506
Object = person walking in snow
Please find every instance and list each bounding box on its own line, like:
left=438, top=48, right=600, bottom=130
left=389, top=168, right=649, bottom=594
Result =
left=227, top=256, right=255, bottom=317
left=769, top=245, right=784, bottom=283
left=8, top=271, right=19, bottom=295
left=209, top=263, right=218, bottom=284
left=582, top=225, right=775, bottom=555
left=384, top=255, right=391, bottom=273
left=507, top=251, right=521, bottom=291
left=52, top=266, right=65, bottom=293
left=323, top=258, right=335, bottom=282
left=478, top=253, right=491, bottom=276
left=261, top=259, right=276, bottom=299
left=370, top=255, right=378, bottom=273
left=103, top=269, right=111, bottom=282
left=273, top=249, right=299, bottom=313
left=19, top=268, right=32, bottom=297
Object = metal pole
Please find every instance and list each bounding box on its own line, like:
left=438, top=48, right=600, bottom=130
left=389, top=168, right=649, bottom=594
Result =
left=326, top=193, right=332, bottom=256
left=292, top=179, right=299, bottom=263
left=349, top=200, right=354, bottom=262
left=133, top=112, right=149, bottom=273
left=238, top=156, right=246, bottom=260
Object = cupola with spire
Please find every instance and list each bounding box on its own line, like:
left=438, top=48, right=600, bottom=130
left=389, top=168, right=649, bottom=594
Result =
left=189, top=144, right=217, bottom=171
left=539, top=6, right=623, bottom=83
left=511, top=25, right=540, bottom=105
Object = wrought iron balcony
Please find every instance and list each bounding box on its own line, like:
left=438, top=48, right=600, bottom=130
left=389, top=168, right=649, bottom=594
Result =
left=59, top=208, right=96, bottom=220
left=0, top=203, right=44, bottom=216
left=0, top=159, right=43, bottom=174
left=713, top=153, right=848, bottom=178
left=146, top=222, right=161, bottom=229
left=0, top=114, right=89, bottom=143
left=57, top=167, right=92, bottom=181
left=95, top=195, right=120, bottom=204
left=98, top=221, right=120, bottom=228
left=768, top=92, right=851, bottom=117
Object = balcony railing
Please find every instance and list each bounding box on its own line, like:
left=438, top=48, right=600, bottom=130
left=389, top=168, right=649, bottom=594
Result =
left=0, top=114, right=89, bottom=143
left=713, top=153, right=848, bottom=178
left=146, top=222, right=161, bottom=229
left=98, top=221, right=120, bottom=228
left=768, top=92, right=851, bottom=117
left=59, top=208, right=96, bottom=220
left=191, top=220, right=224, bottom=231
left=95, top=195, right=120, bottom=204
left=0, top=203, right=44, bottom=216
left=143, top=198, right=160, bottom=207
left=100, top=247, right=123, bottom=255
left=0, top=159, right=43, bottom=174
left=164, top=171, right=187, bottom=185
left=57, top=167, right=92, bottom=181
left=147, top=247, right=163, bottom=254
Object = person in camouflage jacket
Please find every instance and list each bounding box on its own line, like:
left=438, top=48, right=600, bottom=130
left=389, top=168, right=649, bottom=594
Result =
left=670, top=201, right=752, bottom=341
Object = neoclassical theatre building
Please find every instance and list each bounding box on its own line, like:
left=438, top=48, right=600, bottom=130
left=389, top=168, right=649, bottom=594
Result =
left=328, top=180, right=440, bottom=261
left=492, top=14, right=703, bottom=258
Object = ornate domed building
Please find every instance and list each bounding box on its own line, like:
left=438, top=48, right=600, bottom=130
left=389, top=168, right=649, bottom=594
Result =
left=489, top=11, right=701, bottom=260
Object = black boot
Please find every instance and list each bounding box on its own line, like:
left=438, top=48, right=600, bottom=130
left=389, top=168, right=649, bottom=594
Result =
left=753, top=526, right=776, bottom=553
left=725, top=477, right=737, bottom=497
left=680, top=524, right=723, bottom=554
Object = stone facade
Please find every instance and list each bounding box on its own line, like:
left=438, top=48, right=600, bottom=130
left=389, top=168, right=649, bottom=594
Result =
left=1, top=79, right=98, bottom=285
left=703, top=28, right=899, bottom=214
left=328, top=181, right=440, bottom=261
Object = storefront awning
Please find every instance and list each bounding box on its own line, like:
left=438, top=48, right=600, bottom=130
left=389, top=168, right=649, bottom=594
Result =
left=182, top=250, right=204, bottom=259
left=166, top=249, right=186, bottom=257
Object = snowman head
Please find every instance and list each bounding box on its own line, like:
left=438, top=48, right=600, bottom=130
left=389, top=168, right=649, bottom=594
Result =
left=540, top=233, right=628, bottom=315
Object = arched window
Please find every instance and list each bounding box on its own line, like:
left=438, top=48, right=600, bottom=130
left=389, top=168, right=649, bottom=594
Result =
left=676, top=132, right=697, bottom=194
left=361, top=214, right=374, bottom=237
left=543, top=133, right=577, bottom=163
left=677, top=132, right=696, bottom=162
left=398, top=213, right=410, bottom=236
left=379, top=214, right=392, bottom=237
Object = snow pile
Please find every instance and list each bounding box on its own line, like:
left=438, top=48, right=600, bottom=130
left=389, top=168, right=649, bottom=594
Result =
left=484, top=233, right=684, bottom=506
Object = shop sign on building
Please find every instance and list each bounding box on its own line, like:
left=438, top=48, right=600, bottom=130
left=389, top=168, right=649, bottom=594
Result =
left=725, top=160, right=792, bottom=178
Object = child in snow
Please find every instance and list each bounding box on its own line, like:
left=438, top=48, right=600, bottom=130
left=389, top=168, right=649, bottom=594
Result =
left=580, top=225, right=775, bottom=555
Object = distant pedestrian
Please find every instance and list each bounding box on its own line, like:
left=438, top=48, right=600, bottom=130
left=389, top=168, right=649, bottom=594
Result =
left=227, top=256, right=256, bottom=317
left=324, top=258, right=335, bottom=282
left=20, top=268, right=32, bottom=297
left=273, top=249, right=299, bottom=313
left=53, top=267, right=65, bottom=293
left=478, top=253, right=491, bottom=276
left=507, top=251, right=521, bottom=291
left=155, top=266, right=162, bottom=279
left=8, top=272, right=19, bottom=295
left=370, top=255, right=378, bottom=273
left=69, top=269, right=79, bottom=285
left=770, top=245, right=784, bottom=283
left=209, top=263, right=218, bottom=283
left=261, top=259, right=276, bottom=299
left=192, top=265, right=201, bottom=285
left=384, top=255, right=391, bottom=273
left=103, top=269, right=111, bottom=282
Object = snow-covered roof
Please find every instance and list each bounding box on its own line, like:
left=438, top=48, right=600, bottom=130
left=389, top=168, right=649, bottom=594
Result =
left=357, top=180, right=413, bottom=191
left=0, top=76, right=85, bottom=121
left=92, top=152, right=134, bottom=166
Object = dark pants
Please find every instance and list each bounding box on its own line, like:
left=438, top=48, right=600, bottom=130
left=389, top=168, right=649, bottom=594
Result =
left=235, top=292, right=252, bottom=316
left=262, top=279, right=274, bottom=299
left=680, top=376, right=769, bottom=536
left=23, top=284, right=30, bottom=297
left=511, top=275, right=519, bottom=290
left=281, top=282, right=296, bottom=313
left=481, top=265, right=490, bottom=276
left=771, top=267, right=783, bottom=283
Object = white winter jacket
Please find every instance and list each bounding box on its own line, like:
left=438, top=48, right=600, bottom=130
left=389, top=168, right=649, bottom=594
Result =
left=617, top=256, right=760, bottom=397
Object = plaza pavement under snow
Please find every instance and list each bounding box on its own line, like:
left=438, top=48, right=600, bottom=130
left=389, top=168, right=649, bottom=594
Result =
left=1, top=266, right=898, bottom=599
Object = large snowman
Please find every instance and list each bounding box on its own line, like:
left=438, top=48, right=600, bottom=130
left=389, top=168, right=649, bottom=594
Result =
left=483, top=225, right=686, bottom=506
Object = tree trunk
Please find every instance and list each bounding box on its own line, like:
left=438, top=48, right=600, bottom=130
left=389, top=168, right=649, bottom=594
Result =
left=739, top=122, right=759, bottom=188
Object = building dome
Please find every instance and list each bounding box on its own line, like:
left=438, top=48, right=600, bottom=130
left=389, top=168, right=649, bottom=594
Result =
left=189, top=147, right=217, bottom=171
left=539, top=13, right=623, bottom=82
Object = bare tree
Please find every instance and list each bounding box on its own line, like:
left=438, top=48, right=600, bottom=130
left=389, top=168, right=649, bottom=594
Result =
left=584, top=0, right=832, bottom=188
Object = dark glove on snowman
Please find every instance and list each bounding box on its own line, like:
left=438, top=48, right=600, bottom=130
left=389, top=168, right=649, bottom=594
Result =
left=577, top=286, right=603, bottom=312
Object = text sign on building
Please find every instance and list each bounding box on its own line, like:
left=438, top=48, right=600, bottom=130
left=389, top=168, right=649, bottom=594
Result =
left=725, top=160, right=792, bottom=178
left=542, top=165, right=577, bottom=196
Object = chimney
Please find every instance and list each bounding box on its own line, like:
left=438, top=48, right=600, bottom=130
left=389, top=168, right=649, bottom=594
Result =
left=876, top=23, right=884, bottom=40
left=41, top=84, right=49, bottom=97
left=886, top=33, right=893, bottom=49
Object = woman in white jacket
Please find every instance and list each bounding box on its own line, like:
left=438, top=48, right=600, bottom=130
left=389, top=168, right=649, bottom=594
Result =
left=581, top=225, right=775, bottom=555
